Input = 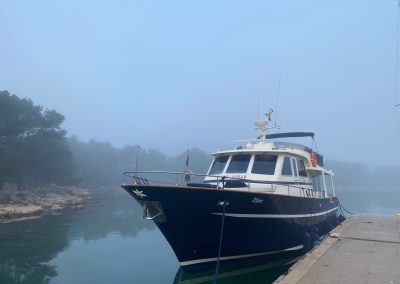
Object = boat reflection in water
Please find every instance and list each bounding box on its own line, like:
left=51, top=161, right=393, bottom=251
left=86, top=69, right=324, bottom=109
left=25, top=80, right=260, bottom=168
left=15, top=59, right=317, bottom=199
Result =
left=173, top=257, right=298, bottom=284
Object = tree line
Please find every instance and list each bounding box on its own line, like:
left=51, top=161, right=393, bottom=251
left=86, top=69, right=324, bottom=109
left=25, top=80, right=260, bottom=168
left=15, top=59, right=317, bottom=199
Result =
left=0, top=91, right=75, bottom=190
left=68, top=137, right=212, bottom=188
left=0, top=90, right=212, bottom=190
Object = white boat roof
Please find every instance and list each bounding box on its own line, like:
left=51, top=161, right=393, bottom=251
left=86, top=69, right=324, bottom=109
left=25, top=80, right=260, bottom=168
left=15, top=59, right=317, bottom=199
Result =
left=209, top=109, right=333, bottom=175
left=212, top=142, right=311, bottom=158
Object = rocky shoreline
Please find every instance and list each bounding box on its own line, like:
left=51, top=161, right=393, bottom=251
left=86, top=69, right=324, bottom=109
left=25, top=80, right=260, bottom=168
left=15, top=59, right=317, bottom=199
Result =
left=0, top=184, right=91, bottom=223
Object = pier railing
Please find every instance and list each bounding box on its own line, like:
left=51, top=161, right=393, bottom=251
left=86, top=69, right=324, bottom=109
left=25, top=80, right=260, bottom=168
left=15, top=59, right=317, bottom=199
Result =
left=122, top=171, right=326, bottom=198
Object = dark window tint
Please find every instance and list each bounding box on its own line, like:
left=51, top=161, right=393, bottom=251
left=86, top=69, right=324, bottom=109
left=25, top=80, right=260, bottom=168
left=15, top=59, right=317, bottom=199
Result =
left=282, top=157, right=292, bottom=176
left=209, top=156, right=229, bottom=175
left=251, top=154, right=277, bottom=175
left=297, top=159, right=307, bottom=177
left=226, top=154, right=251, bottom=173
left=292, top=159, right=298, bottom=177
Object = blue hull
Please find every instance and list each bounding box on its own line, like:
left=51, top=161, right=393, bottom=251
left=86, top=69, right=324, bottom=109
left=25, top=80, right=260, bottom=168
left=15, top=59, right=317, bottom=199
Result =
left=122, top=185, right=340, bottom=272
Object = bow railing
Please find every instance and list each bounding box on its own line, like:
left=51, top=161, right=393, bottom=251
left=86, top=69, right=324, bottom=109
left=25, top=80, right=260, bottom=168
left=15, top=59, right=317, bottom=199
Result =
left=122, top=171, right=325, bottom=198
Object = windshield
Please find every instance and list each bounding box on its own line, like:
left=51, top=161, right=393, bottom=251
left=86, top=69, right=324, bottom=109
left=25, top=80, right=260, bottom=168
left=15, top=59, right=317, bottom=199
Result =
left=226, top=154, right=251, bottom=173
left=208, top=156, right=229, bottom=175
left=251, top=154, right=277, bottom=175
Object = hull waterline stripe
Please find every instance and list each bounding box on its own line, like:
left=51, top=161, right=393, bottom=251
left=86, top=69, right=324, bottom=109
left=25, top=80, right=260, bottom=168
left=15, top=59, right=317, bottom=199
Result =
left=180, top=245, right=303, bottom=266
left=211, top=207, right=338, bottom=219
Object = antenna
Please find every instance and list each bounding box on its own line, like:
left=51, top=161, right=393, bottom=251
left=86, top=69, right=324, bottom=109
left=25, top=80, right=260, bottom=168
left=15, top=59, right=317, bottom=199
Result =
left=395, top=0, right=400, bottom=133
left=275, top=71, right=282, bottom=126
left=257, top=97, right=260, bottom=120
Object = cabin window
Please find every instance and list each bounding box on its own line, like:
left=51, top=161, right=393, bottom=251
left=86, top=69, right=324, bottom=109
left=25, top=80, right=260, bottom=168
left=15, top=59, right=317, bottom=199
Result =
left=251, top=154, right=277, bottom=175
left=226, top=154, right=251, bottom=173
left=281, top=156, right=292, bottom=176
left=292, top=159, right=299, bottom=177
left=297, top=159, right=307, bottom=177
left=312, top=176, right=321, bottom=191
left=209, top=156, right=229, bottom=175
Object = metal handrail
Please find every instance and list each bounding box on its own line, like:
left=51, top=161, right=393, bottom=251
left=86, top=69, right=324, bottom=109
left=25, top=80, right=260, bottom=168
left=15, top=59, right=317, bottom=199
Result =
left=122, top=170, right=320, bottom=196
left=123, top=170, right=228, bottom=189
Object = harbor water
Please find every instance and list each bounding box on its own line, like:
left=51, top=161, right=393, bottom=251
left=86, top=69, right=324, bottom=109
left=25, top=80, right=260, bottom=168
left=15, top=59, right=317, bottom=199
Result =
left=1, top=187, right=398, bottom=284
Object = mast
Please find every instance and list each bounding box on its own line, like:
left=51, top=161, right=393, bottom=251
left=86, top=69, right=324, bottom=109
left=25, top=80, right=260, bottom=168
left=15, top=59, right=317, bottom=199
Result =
left=254, top=109, right=273, bottom=144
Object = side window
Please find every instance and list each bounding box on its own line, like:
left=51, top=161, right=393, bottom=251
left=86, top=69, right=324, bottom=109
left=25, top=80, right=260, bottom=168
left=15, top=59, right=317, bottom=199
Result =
left=292, top=158, right=299, bottom=177
left=312, top=176, right=321, bottom=191
left=281, top=156, right=292, bottom=176
left=297, top=159, right=307, bottom=177
left=226, top=154, right=251, bottom=173
left=251, top=154, right=277, bottom=175
left=209, top=156, right=229, bottom=175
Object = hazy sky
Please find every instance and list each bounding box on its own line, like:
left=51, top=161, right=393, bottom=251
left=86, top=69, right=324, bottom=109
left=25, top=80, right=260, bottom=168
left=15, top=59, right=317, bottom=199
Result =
left=1, top=1, right=400, bottom=166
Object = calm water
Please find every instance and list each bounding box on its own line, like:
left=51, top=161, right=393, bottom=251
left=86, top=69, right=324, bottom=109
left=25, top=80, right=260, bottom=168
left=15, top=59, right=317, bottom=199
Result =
left=1, top=187, right=398, bottom=284
left=0, top=189, right=289, bottom=284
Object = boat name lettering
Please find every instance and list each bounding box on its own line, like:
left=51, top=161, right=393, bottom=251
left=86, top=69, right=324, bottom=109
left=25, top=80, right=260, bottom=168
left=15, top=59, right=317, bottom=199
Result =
left=252, top=197, right=264, bottom=204
left=226, top=175, right=246, bottom=180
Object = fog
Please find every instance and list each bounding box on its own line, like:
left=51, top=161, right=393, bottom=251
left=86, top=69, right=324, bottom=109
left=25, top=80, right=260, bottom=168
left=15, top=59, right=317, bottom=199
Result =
left=0, top=1, right=399, bottom=210
left=0, top=4, right=399, bottom=282
left=65, top=138, right=400, bottom=213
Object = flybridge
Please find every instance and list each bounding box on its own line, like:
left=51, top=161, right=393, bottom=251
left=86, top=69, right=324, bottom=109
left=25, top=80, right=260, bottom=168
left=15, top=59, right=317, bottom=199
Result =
left=262, top=132, right=315, bottom=139
left=236, top=132, right=316, bottom=145
left=235, top=109, right=316, bottom=145
left=229, top=110, right=324, bottom=167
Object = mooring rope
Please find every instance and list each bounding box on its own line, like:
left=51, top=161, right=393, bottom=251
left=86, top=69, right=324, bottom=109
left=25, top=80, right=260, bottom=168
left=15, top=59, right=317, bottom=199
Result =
left=339, top=203, right=346, bottom=217
left=213, top=201, right=229, bottom=284
left=339, top=201, right=354, bottom=215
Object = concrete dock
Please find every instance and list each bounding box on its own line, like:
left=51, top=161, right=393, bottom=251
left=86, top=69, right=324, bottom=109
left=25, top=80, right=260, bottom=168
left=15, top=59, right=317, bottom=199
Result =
left=275, top=214, right=400, bottom=284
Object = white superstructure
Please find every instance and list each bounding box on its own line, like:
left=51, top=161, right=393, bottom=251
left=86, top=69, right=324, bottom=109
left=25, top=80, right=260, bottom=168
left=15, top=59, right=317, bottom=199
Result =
left=203, top=111, right=335, bottom=199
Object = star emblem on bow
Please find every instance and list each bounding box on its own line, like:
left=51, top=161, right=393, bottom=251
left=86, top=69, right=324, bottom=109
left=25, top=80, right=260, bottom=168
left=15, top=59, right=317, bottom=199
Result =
left=133, top=189, right=147, bottom=199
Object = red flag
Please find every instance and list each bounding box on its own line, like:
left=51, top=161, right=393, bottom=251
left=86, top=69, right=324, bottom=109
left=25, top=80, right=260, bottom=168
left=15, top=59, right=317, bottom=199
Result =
left=185, top=149, right=190, bottom=168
